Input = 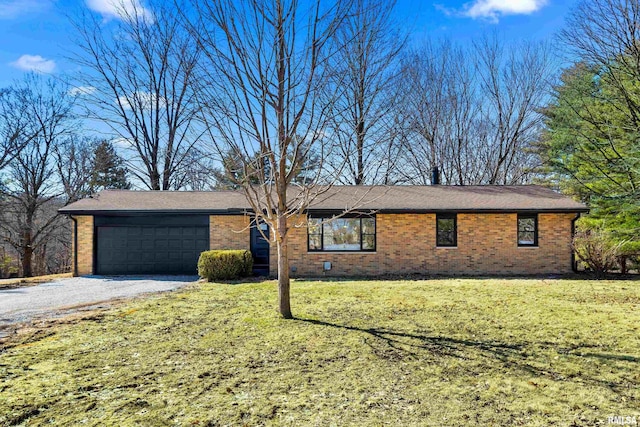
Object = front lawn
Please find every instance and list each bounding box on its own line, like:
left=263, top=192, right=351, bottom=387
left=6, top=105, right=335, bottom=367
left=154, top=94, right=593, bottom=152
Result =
left=1, top=278, right=638, bottom=426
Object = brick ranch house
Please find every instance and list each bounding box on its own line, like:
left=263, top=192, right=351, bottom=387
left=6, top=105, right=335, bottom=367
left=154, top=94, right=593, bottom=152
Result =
left=59, top=185, right=588, bottom=277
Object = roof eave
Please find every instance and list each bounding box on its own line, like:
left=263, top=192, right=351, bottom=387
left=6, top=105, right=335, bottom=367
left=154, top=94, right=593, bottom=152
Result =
left=373, top=208, right=590, bottom=214
left=59, top=207, right=589, bottom=215
left=57, top=208, right=253, bottom=215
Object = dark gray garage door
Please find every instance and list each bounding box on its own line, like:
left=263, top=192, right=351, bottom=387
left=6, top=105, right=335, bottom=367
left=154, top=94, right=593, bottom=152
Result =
left=95, top=215, right=209, bottom=275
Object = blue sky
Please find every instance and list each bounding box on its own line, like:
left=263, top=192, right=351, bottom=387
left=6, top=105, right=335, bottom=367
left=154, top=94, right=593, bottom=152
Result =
left=0, top=0, right=575, bottom=87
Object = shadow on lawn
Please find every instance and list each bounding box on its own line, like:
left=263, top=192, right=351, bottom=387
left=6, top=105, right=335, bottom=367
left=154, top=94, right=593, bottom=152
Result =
left=296, top=317, right=638, bottom=395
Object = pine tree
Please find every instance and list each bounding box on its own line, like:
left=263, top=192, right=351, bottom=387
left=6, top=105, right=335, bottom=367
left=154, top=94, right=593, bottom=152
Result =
left=539, top=61, right=640, bottom=270
left=90, top=141, right=130, bottom=191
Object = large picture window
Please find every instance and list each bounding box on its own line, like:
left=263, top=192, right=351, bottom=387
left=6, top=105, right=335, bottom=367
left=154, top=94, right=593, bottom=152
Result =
left=518, top=213, right=538, bottom=246
left=308, top=216, right=376, bottom=252
left=436, top=213, right=457, bottom=247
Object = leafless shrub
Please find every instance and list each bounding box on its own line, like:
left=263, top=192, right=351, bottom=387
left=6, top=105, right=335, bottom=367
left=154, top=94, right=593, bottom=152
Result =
left=572, top=229, right=623, bottom=278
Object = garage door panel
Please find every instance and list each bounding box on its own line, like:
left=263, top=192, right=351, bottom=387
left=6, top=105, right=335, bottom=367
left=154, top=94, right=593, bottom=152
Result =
left=96, top=223, right=209, bottom=275
left=155, top=227, right=169, bottom=237
left=128, top=240, right=142, bottom=250
left=140, top=252, right=155, bottom=262
left=154, top=252, right=169, bottom=262
left=155, top=239, right=168, bottom=249
left=128, top=228, right=142, bottom=236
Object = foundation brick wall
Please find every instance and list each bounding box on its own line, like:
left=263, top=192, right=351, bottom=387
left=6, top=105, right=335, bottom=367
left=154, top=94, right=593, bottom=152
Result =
left=73, top=215, right=94, bottom=276
left=209, top=215, right=251, bottom=250
left=270, top=213, right=577, bottom=277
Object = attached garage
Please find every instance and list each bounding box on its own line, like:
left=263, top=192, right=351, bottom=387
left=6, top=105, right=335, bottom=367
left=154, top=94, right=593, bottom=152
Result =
left=94, top=215, right=209, bottom=275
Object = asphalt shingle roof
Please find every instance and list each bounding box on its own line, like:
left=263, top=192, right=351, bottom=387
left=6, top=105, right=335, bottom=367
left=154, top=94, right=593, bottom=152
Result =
left=58, top=185, right=588, bottom=214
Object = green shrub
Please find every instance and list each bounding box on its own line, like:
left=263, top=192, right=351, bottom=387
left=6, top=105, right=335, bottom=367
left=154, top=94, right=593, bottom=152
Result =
left=198, top=250, right=253, bottom=281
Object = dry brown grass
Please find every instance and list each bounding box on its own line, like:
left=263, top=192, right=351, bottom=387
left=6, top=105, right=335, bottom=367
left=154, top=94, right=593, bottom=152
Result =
left=1, top=278, right=638, bottom=426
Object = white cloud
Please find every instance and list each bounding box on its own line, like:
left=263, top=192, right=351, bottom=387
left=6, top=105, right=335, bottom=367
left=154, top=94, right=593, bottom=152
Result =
left=462, top=0, right=548, bottom=22
left=118, top=91, right=166, bottom=110
left=111, top=137, right=134, bottom=148
left=0, top=0, right=51, bottom=19
left=85, top=0, right=153, bottom=23
left=10, top=54, right=56, bottom=73
left=69, top=86, right=97, bottom=96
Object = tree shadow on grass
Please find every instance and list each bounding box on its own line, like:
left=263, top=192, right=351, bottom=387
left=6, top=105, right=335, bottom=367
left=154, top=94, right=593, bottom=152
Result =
left=295, top=317, right=639, bottom=397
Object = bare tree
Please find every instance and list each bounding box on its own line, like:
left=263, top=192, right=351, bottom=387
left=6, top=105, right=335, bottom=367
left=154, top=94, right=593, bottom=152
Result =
left=172, top=148, right=216, bottom=191
left=561, top=0, right=640, bottom=127
left=396, top=37, right=552, bottom=185
left=325, top=0, right=406, bottom=185
left=474, top=36, right=552, bottom=184
left=0, top=75, right=74, bottom=277
left=54, top=135, right=97, bottom=204
left=70, top=0, right=204, bottom=190
left=186, top=0, right=351, bottom=318
left=0, top=87, right=37, bottom=171
left=397, top=42, right=474, bottom=185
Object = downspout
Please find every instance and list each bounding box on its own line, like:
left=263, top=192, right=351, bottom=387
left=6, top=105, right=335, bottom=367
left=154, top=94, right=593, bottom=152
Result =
left=69, top=215, right=78, bottom=277
left=571, top=213, right=581, bottom=273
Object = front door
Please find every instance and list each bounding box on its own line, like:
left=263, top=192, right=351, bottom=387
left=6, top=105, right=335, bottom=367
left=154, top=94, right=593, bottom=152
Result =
left=250, top=221, right=270, bottom=276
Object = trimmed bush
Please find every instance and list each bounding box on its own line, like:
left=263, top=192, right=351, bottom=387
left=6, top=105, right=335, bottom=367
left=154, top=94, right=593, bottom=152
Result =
left=198, top=250, right=253, bottom=281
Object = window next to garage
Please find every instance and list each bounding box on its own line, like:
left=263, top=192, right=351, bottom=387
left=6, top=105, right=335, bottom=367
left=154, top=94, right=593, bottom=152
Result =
left=308, top=216, right=376, bottom=252
left=517, top=213, right=538, bottom=246
left=436, top=213, right=457, bottom=247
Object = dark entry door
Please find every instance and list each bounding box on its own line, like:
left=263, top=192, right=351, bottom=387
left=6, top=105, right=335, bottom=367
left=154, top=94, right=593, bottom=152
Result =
left=250, top=221, right=270, bottom=276
left=95, top=215, right=209, bottom=275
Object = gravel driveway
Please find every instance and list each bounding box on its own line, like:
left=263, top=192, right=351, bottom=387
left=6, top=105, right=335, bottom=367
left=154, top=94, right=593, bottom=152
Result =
left=0, top=276, right=197, bottom=335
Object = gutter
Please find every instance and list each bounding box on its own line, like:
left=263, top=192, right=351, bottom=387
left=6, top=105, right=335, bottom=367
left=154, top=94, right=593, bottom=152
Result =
left=69, top=215, right=78, bottom=277
left=57, top=208, right=252, bottom=216
left=308, top=208, right=591, bottom=215
left=571, top=213, right=581, bottom=273
left=58, top=207, right=590, bottom=216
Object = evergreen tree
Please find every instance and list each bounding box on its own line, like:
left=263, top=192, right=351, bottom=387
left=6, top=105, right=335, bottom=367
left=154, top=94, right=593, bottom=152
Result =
left=539, top=61, right=640, bottom=266
left=90, top=141, right=130, bottom=191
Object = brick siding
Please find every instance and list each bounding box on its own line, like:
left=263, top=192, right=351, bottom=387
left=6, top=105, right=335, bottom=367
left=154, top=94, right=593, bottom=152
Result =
left=269, top=213, right=577, bottom=277
left=72, top=212, right=577, bottom=277
left=72, top=215, right=94, bottom=276
left=209, top=215, right=251, bottom=250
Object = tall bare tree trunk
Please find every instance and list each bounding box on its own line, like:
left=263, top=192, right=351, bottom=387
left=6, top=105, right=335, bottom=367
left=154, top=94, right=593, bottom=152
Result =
left=21, top=228, right=33, bottom=278
left=356, top=120, right=365, bottom=185
left=277, top=224, right=292, bottom=319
